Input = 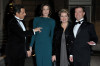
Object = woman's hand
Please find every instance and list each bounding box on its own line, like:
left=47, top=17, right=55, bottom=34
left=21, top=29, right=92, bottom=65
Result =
left=52, top=55, right=56, bottom=62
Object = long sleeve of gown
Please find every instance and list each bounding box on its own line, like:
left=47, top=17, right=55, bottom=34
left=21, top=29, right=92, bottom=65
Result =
left=50, top=20, right=55, bottom=41
left=30, top=18, right=37, bottom=47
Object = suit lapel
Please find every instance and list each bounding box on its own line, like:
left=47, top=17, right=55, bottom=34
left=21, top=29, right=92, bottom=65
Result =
left=16, top=19, right=26, bottom=31
left=76, top=21, right=87, bottom=37
left=23, top=21, right=27, bottom=29
left=16, top=21, right=23, bottom=30
left=13, top=17, right=22, bottom=30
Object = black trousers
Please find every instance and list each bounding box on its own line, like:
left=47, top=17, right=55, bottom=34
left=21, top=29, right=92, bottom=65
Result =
left=8, top=57, right=25, bottom=66
left=74, top=61, right=90, bottom=66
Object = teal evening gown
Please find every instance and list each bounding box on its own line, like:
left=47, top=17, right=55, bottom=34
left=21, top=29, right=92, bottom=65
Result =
left=30, top=17, right=55, bottom=66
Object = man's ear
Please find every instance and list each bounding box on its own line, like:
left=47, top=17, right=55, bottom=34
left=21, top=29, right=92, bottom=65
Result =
left=83, top=12, right=85, bottom=16
left=16, top=12, right=19, bottom=16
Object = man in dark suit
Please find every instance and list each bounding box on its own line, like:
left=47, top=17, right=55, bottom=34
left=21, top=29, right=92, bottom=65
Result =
left=69, top=6, right=98, bottom=66
left=6, top=5, right=42, bottom=66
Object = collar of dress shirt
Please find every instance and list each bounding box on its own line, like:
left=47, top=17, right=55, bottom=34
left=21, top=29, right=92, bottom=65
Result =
left=15, top=16, right=23, bottom=20
left=76, top=18, right=84, bottom=22
left=75, top=18, right=84, bottom=25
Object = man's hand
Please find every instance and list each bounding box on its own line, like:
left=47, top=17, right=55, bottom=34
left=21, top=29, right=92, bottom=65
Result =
left=33, top=27, right=42, bottom=32
left=88, top=41, right=96, bottom=45
left=27, top=51, right=32, bottom=57
left=69, top=56, right=73, bottom=62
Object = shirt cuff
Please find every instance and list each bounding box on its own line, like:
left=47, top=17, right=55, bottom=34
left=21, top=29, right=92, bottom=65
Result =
left=33, top=29, right=35, bottom=35
left=70, top=55, right=73, bottom=57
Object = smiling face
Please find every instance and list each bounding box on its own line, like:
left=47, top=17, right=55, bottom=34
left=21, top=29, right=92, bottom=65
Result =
left=75, top=7, right=85, bottom=21
left=42, top=5, right=50, bottom=17
left=16, top=8, right=26, bottom=19
left=60, top=12, right=69, bottom=23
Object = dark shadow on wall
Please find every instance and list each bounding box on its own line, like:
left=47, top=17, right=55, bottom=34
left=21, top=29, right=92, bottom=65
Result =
left=2, top=0, right=14, bottom=66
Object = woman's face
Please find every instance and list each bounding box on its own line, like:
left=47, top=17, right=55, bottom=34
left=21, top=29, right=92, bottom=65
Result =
left=42, top=5, right=50, bottom=17
left=60, top=12, right=69, bottom=23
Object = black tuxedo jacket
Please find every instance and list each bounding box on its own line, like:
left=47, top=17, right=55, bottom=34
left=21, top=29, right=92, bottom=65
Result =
left=6, top=17, right=34, bottom=58
left=71, top=20, right=98, bottom=62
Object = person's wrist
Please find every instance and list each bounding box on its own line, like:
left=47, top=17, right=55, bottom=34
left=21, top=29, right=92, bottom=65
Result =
left=29, top=47, right=32, bottom=52
left=33, top=29, right=35, bottom=32
left=33, top=29, right=36, bottom=34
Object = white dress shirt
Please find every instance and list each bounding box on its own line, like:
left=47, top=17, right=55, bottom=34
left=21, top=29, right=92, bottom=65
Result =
left=73, top=18, right=84, bottom=38
left=15, top=16, right=26, bottom=31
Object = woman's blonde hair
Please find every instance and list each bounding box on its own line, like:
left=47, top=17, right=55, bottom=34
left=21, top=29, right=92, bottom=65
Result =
left=59, top=9, right=69, bottom=17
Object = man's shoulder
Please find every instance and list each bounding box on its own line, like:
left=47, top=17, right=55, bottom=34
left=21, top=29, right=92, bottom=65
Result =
left=9, top=17, right=17, bottom=25
left=10, top=17, right=16, bottom=21
left=84, top=21, right=93, bottom=25
left=84, top=22, right=94, bottom=28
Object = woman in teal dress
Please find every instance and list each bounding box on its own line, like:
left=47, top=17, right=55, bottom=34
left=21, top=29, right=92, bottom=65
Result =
left=29, top=4, right=55, bottom=66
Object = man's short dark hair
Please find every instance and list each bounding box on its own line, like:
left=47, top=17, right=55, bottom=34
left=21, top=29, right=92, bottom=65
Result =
left=75, top=6, right=85, bottom=12
left=13, top=4, right=24, bottom=15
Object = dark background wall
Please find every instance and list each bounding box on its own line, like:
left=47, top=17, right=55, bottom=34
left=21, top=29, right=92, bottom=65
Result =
left=95, top=0, right=100, bottom=21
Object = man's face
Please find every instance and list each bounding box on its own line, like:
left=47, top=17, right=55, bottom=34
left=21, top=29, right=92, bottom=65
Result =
left=16, top=8, right=26, bottom=19
left=75, top=8, right=85, bottom=21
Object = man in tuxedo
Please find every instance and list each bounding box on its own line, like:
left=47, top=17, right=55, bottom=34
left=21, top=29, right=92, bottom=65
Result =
left=69, top=6, right=98, bottom=66
left=6, top=5, right=42, bottom=66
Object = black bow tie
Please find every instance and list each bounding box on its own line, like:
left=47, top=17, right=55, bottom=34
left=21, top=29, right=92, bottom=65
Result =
left=75, top=21, right=81, bottom=25
left=75, top=20, right=84, bottom=25
left=16, top=19, right=24, bottom=22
